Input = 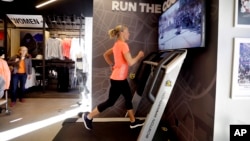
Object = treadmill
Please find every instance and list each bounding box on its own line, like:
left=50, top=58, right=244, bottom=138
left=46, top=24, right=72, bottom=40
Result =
left=135, top=49, right=187, bottom=140
left=53, top=49, right=187, bottom=141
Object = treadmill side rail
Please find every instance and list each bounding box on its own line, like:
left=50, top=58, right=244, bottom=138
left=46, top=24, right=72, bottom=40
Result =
left=137, top=49, right=187, bottom=141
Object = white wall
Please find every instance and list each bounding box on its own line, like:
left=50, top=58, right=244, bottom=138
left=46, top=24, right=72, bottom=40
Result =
left=83, top=17, right=92, bottom=111
left=214, top=0, right=250, bottom=140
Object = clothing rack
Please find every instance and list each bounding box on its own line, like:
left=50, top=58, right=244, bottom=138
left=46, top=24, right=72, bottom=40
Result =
left=46, top=59, right=75, bottom=68
left=4, top=14, right=84, bottom=92
left=49, top=31, right=84, bottom=38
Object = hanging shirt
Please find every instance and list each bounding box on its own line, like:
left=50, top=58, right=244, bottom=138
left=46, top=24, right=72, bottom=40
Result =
left=62, top=38, right=72, bottom=59
left=70, top=37, right=84, bottom=61
left=25, top=67, right=36, bottom=89
left=33, top=33, right=43, bottom=42
left=45, top=38, right=63, bottom=60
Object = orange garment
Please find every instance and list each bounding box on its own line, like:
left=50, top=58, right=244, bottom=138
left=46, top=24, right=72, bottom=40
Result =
left=0, top=59, right=11, bottom=89
left=110, top=40, right=129, bottom=80
left=18, top=59, right=25, bottom=73
left=62, top=38, right=72, bottom=58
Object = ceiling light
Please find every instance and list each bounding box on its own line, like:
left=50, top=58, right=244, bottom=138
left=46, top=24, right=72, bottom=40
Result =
left=36, top=0, right=57, bottom=8
left=1, top=0, right=14, bottom=2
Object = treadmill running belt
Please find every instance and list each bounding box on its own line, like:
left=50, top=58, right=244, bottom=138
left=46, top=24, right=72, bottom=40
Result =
left=53, top=118, right=142, bottom=141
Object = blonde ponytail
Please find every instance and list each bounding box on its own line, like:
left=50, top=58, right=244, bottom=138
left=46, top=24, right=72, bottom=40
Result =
left=108, top=25, right=127, bottom=39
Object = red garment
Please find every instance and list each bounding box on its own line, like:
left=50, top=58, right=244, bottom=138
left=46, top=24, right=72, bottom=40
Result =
left=0, top=31, right=4, bottom=40
left=62, top=38, right=72, bottom=58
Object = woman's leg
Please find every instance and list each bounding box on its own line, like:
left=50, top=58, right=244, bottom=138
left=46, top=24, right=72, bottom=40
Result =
left=118, top=79, right=144, bottom=128
left=19, top=74, right=27, bottom=101
left=83, top=79, right=122, bottom=130
left=87, top=107, right=100, bottom=119
left=96, top=80, right=121, bottom=112
left=120, top=79, right=135, bottom=122
left=127, top=109, right=135, bottom=122
left=11, top=74, right=18, bottom=103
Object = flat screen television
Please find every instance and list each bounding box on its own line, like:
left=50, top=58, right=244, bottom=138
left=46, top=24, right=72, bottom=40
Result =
left=158, top=0, right=205, bottom=50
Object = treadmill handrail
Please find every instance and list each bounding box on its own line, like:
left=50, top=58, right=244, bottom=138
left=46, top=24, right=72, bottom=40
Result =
left=143, top=61, right=158, bottom=66
left=146, top=51, right=179, bottom=103
left=163, top=51, right=187, bottom=73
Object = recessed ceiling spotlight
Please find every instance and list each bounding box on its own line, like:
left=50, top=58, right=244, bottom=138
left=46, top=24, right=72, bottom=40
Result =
left=1, top=0, right=14, bottom=2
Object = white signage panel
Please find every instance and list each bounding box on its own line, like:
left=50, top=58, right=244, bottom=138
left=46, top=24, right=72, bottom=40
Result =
left=7, top=14, right=48, bottom=28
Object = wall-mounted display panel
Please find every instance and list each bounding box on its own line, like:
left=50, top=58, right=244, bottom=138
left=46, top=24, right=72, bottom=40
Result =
left=232, top=38, right=250, bottom=98
left=234, top=0, right=250, bottom=28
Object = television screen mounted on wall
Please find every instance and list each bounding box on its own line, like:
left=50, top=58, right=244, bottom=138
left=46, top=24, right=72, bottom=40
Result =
left=158, top=0, right=206, bottom=50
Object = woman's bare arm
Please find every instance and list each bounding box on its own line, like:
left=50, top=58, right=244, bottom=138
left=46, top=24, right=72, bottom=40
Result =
left=124, top=50, right=144, bottom=66
left=103, top=48, right=114, bottom=66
